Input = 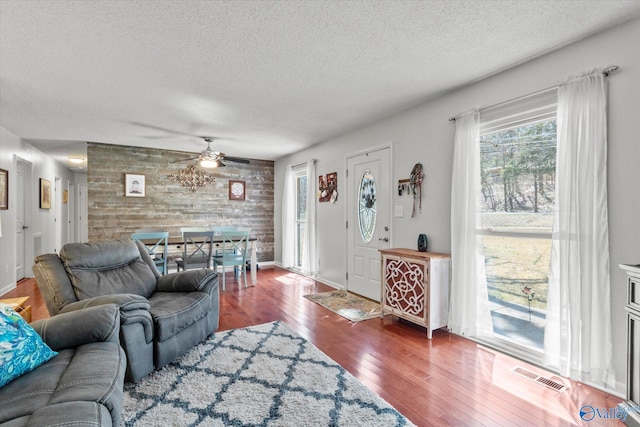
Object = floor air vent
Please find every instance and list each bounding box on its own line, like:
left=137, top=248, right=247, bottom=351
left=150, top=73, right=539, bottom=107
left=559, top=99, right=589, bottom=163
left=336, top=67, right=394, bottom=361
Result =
left=512, top=367, right=566, bottom=392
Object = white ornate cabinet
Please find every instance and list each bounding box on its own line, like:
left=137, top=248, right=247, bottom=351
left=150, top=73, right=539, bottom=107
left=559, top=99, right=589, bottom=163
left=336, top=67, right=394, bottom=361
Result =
left=380, top=248, right=450, bottom=339
left=621, top=264, right=640, bottom=427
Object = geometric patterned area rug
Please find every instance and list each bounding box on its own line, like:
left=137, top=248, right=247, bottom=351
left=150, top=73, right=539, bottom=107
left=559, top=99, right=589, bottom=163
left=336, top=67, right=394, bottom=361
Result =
left=122, top=321, right=414, bottom=426
left=303, top=290, right=382, bottom=322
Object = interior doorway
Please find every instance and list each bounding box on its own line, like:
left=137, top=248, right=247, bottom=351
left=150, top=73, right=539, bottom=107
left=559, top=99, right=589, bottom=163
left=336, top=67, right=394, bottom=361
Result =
left=77, top=183, right=88, bottom=242
left=15, top=159, right=31, bottom=280
left=54, top=176, right=62, bottom=252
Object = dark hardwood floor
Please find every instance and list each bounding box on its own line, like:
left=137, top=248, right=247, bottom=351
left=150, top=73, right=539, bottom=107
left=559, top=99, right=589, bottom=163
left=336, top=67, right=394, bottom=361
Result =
left=3, top=267, right=623, bottom=426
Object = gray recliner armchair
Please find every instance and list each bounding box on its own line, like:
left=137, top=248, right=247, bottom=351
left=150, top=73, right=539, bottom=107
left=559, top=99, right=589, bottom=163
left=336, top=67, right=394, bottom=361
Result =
left=33, top=238, right=220, bottom=383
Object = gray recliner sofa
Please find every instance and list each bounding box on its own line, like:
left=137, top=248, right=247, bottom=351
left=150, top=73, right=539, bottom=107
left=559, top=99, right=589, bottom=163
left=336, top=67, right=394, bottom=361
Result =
left=0, top=304, right=126, bottom=427
left=33, top=237, right=220, bottom=383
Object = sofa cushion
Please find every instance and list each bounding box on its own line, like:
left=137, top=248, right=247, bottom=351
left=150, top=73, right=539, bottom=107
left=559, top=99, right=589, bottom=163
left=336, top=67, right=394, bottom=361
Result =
left=28, top=401, right=113, bottom=427
left=0, top=348, right=72, bottom=423
left=148, top=292, right=211, bottom=342
left=32, top=253, right=79, bottom=314
left=0, top=342, right=125, bottom=426
left=49, top=343, right=125, bottom=424
left=60, top=238, right=157, bottom=299
left=0, top=304, right=58, bottom=388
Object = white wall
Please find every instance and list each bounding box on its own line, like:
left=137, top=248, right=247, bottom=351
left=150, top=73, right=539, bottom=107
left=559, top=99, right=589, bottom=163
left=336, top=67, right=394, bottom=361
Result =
left=274, top=18, right=640, bottom=394
left=0, top=126, right=77, bottom=295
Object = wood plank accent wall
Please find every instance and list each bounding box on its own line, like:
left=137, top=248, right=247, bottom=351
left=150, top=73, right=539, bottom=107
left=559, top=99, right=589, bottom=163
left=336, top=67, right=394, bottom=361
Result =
left=87, top=142, right=274, bottom=262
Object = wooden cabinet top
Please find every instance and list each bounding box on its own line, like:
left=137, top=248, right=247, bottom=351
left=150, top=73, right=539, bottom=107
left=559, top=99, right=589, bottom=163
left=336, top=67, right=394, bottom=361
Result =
left=379, top=248, right=450, bottom=260
left=620, top=264, right=640, bottom=277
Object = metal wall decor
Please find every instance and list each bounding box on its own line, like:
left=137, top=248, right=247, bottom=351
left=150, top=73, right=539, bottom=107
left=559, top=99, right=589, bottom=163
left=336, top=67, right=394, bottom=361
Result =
left=167, top=165, right=215, bottom=192
left=409, top=163, right=424, bottom=218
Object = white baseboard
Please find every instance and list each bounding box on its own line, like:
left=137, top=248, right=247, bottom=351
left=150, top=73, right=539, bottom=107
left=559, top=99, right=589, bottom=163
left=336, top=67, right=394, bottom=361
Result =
left=256, top=261, right=275, bottom=267
left=0, top=282, right=16, bottom=297
left=584, top=379, right=625, bottom=399
left=212, top=260, right=275, bottom=273
left=314, top=276, right=344, bottom=290
left=272, top=264, right=344, bottom=290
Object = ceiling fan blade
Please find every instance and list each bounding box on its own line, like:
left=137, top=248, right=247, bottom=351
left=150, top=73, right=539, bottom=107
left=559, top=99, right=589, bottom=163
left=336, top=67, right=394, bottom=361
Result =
left=168, top=156, right=198, bottom=163
left=129, top=121, right=209, bottom=138
left=223, top=157, right=250, bottom=164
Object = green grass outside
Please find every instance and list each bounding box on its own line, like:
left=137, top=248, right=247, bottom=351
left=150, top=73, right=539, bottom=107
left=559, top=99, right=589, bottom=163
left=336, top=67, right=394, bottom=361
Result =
left=482, top=213, right=552, bottom=310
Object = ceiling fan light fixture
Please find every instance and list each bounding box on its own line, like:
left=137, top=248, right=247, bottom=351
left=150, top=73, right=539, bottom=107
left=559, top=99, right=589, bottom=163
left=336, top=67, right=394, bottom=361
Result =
left=199, top=158, right=224, bottom=168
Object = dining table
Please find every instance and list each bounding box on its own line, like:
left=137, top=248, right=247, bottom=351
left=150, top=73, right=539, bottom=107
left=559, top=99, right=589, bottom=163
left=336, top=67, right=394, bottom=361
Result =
left=146, top=235, right=259, bottom=285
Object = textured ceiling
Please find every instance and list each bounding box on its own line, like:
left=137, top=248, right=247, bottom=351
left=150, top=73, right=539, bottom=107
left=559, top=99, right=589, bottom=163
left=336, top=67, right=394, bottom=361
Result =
left=1, top=0, right=639, bottom=168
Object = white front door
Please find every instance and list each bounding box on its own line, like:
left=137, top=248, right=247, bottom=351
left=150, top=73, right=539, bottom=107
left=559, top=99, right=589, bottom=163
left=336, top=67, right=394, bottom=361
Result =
left=346, top=147, right=391, bottom=301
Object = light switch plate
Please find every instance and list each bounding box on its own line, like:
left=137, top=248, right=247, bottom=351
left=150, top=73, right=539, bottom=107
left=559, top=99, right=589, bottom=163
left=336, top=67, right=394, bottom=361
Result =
left=394, top=205, right=404, bottom=217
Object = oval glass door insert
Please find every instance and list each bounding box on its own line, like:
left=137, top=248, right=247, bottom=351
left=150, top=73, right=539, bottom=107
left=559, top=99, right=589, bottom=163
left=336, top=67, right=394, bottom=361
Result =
left=358, top=169, right=377, bottom=243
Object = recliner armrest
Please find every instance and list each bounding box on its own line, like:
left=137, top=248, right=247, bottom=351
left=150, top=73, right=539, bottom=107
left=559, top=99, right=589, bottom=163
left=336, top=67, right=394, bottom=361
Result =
left=156, top=269, right=217, bottom=292
left=30, top=304, right=120, bottom=351
left=60, top=294, right=154, bottom=343
left=60, top=293, right=150, bottom=313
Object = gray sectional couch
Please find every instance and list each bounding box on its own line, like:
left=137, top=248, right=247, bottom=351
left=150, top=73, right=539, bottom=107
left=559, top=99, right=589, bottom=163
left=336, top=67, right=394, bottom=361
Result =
left=0, top=304, right=126, bottom=427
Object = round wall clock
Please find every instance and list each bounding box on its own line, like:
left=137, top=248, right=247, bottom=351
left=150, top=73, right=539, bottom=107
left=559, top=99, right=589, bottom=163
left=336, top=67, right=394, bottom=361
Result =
left=229, top=180, right=245, bottom=200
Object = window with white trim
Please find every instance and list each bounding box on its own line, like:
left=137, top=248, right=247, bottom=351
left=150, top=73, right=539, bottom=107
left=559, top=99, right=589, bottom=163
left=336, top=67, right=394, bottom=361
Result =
left=293, top=165, right=307, bottom=269
left=479, top=88, right=557, bottom=351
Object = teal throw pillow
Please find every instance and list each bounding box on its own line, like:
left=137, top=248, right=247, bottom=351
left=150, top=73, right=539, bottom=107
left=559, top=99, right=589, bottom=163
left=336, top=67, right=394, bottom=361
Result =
left=0, top=303, right=58, bottom=387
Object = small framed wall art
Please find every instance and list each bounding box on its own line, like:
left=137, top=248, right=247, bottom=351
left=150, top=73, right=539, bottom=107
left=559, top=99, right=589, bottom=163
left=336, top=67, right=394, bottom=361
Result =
left=39, top=178, right=51, bottom=209
left=229, top=180, right=245, bottom=201
left=125, top=174, right=145, bottom=197
left=0, top=168, right=7, bottom=210
left=318, top=172, right=338, bottom=203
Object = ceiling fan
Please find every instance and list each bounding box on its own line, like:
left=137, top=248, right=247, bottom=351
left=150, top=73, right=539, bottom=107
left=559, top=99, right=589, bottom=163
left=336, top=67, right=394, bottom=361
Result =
left=173, top=137, right=250, bottom=168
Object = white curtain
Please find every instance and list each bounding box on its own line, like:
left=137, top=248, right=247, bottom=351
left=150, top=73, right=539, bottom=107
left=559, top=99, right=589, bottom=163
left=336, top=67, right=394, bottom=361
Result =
left=281, top=165, right=295, bottom=268
left=448, top=110, right=494, bottom=337
left=544, top=71, right=615, bottom=388
left=301, top=161, right=317, bottom=276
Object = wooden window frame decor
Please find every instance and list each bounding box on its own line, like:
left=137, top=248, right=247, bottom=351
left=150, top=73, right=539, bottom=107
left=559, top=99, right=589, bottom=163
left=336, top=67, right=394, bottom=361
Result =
left=229, top=180, right=245, bottom=201
left=125, top=173, right=146, bottom=197
left=0, top=168, right=7, bottom=210
left=39, top=178, right=51, bottom=209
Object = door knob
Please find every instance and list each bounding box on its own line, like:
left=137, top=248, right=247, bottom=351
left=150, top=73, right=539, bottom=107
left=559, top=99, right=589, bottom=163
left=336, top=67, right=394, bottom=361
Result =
left=378, top=237, right=389, bottom=242
left=22, top=225, right=29, bottom=229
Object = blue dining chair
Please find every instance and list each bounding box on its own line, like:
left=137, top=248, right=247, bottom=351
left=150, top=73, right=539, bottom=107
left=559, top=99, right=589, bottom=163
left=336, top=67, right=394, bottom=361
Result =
left=131, top=231, right=169, bottom=275
left=176, top=230, right=215, bottom=271
left=212, top=230, right=250, bottom=290
left=212, top=225, right=240, bottom=274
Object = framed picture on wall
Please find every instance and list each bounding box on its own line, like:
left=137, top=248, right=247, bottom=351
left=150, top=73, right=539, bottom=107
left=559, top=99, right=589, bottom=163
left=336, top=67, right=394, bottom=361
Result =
left=125, top=174, right=145, bottom=197
left=40, top=178, right=51, bottom=209
left=0, top=168, right=8, bottom=210
left=229, top=180, right=245, bottom=201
